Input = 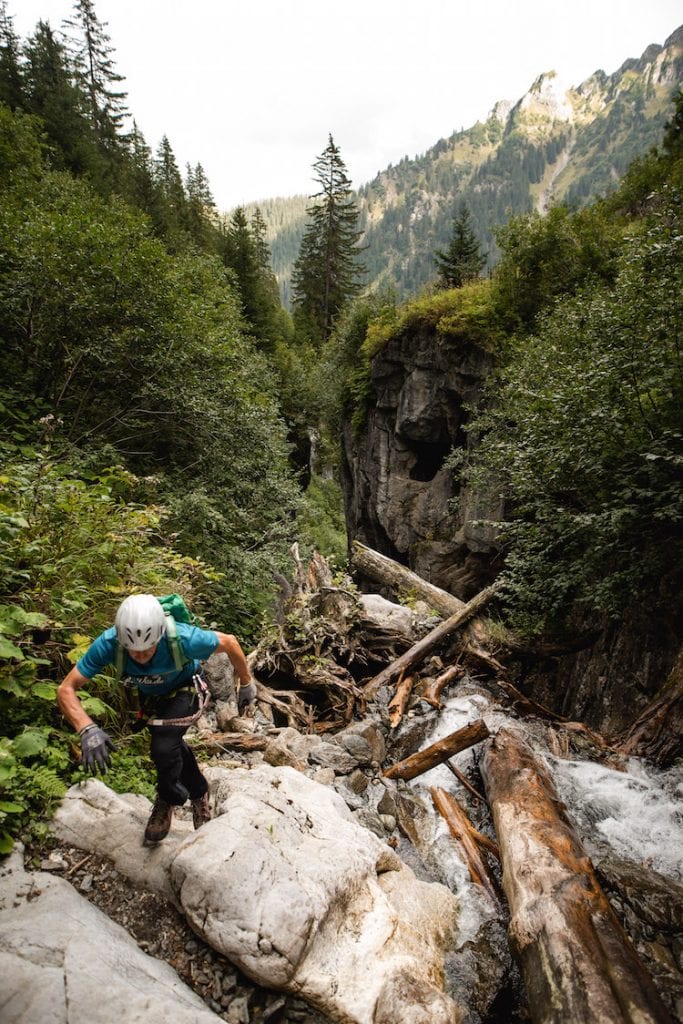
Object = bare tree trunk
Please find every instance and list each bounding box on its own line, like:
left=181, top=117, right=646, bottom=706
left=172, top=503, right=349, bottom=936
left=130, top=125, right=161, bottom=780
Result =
left=383, top=720, right=490, bottom=781
left=351, top=541, right=465, bottom=618
left=616, top=648, right=683, bottom=767
left=481, top=727, right=672, bottom=1024
left=388, top=673, right=414, bottom=728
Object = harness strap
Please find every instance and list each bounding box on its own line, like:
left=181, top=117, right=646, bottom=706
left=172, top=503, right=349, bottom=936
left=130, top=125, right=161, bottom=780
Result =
left=146, top=672, right=211, bottom=728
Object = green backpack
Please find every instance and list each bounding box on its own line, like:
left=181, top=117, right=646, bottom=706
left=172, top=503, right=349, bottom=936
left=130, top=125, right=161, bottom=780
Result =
left=114, top=594, right=200, bottom=680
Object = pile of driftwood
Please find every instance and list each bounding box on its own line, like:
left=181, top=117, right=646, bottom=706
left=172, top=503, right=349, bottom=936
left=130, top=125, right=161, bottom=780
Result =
left=245, top=542, right=679, bottom=1024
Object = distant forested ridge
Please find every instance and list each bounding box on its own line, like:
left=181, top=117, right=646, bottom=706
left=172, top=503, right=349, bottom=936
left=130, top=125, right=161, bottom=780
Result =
left=262, top=26, right=683, bottom=304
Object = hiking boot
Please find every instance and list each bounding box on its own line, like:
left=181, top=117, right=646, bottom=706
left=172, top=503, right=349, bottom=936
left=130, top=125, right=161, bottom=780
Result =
left=144, top=797, right=173, bottom=843
left=191, top=792, right=211, bottom=830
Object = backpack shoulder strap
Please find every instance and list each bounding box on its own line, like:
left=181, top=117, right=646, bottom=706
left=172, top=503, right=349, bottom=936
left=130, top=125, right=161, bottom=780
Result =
left=165, top=614, right=188, bottom=671
left=114, top=641, right=125, bottom=681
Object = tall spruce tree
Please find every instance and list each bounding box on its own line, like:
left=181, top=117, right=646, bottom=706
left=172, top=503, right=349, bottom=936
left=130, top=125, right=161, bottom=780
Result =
left=185, top=161, right=217, bottom=249
left=64, top=0, right=127, bottom=151
left=0, top=1, right=23, bottom=109
left=434, top=202, right=486, bottom=288
left=291, top=134, right=365, bottom=343
left=23, top=21, right=95, bottom=175
left=153, top=135, right=187, bottom=244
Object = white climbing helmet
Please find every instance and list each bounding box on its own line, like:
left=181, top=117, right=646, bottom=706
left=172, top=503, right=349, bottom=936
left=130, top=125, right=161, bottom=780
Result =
left=115, top=594, right=166, bottom=651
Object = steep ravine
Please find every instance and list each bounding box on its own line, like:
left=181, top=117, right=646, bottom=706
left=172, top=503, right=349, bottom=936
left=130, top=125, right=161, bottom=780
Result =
left=341, top=323, right=682, bottom=739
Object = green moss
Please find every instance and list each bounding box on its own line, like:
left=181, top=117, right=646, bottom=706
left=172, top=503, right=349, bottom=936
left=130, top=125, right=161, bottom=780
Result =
left=363, top=279, right=502, bottom=357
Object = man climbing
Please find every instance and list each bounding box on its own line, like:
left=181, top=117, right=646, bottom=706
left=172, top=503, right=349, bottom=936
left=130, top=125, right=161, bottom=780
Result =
left=57, top=594, right=257, bottom=843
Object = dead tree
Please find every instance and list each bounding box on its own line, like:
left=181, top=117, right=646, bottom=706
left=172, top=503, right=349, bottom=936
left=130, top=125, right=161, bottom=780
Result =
left=430, top=787, right=501, bottom=903
left=481, top=727, right=672, bottom=1024
left=351, top=541, right=466, bottom=618
left=383, top=720, right=490, bottom=781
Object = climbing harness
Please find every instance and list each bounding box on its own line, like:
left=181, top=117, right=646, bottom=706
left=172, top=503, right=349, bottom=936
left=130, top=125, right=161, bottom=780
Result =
left=146, top=671, right=211, bottom=728
left=131, top=671, right=212, bottom=729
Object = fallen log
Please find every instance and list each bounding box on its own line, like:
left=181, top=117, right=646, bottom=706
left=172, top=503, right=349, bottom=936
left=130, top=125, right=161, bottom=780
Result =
left=200, top=732, right=268, bottom=753
left=615, top=647, right=683, bottom=767
left=364, top=584, right=498, bottom=698
left=481, top=727, right=672, bottom=1024
left=351, top=540, right=466, bottom=618
left=383, top=719, right=490, bottom=781
left=388, top=672, right=414, bottom=729
left=430, top=787, right=501, bottom=903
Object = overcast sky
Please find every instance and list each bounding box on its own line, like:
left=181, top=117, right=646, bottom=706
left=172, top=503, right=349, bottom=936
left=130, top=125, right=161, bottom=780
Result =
left=11, top=0, right=683, bottom=211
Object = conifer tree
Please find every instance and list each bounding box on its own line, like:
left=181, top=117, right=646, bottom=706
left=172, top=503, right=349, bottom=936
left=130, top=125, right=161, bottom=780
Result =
left=0, top=1, right=23, bottom=109
left=291, top=134, right=365, bottom=343
left=64, top=0, right=127, bottom=149
left=23, top=21, right=95, bottom=175
left=434, top=202, right=486, bottom=288
left=250, top=207, right=272, bottom=272
left=185, top=161, right=217, bottom=248
left=123, top=121, right=161, bottom=220
left=153, top=135, right=187, bottom=244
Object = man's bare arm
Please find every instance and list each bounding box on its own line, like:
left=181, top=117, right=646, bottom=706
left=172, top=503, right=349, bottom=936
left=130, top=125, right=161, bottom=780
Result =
left=57, top=666, right=93, bottom=733
left=214, top=632, right=252, bottom=687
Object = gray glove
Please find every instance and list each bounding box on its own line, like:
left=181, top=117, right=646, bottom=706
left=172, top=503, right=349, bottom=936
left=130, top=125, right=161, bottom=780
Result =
left=237, top=681, right=257, bottom=711
left=79, top=724, right=116, bottom=774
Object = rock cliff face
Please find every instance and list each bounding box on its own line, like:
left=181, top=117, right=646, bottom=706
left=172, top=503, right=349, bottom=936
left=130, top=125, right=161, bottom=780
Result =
left=341, top=327, right=500, bottom=599
left=342, top=322, right=681, bottom=737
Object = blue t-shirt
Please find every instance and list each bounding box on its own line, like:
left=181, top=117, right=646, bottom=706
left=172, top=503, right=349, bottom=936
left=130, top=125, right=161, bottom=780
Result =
left=76, top=622, right=220, bottom=697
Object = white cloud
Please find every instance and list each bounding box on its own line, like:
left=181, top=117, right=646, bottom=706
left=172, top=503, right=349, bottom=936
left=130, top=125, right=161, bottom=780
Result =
left=11, top=0, right=682, bottom=209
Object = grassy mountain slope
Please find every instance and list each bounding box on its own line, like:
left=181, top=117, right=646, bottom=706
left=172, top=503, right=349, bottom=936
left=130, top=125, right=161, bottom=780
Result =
left=258, top=25, right=682, bottom=304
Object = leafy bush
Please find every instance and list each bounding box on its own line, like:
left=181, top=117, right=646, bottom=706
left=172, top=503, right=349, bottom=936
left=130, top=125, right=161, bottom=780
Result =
left=0, top=449, right=217, bottom=849
left=469, top=188, right=683, bottom=633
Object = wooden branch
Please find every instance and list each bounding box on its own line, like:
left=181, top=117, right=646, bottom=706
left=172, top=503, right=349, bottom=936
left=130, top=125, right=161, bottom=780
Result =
left=383, top=719, right=490, bottom=781
left=364, top=584, right=498, bottom=698
left=444, top=759, right=486, bottom=804
left=420, top=665, right=463, bottom=709
left=388, top=672, right=414, bottom=729
left=430, top=787, right=501, bottom=903
left=481, top=727, right=671, bottom=1024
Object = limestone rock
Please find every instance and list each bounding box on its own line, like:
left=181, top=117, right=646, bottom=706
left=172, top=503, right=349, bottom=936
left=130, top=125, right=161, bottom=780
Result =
left=52, top=771, right=465, bottom=1024
left=358, top=593, right=416, bottom=636
left=0, top=847, right=221, bottom=1024
left=52, top=778, right=190, bottom=903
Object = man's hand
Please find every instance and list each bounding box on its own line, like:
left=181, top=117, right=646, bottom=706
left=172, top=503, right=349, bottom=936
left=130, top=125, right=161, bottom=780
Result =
left=79, top=724, right=116, bottom=774
left=237, top=681, right=257, bottom=711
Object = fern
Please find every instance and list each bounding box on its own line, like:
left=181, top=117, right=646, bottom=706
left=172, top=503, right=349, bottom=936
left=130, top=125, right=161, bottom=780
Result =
left=18, top=764, right=67, bottom=805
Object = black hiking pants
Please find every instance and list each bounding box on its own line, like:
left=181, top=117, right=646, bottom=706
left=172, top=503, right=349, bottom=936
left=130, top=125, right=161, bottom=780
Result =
left=147, top=689, right=208, bottom=805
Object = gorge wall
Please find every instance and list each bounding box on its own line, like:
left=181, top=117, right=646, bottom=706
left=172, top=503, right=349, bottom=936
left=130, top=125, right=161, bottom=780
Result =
left=341, top=325, right=499, bottom=601
left=341, top=323, right=681, bottom=738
